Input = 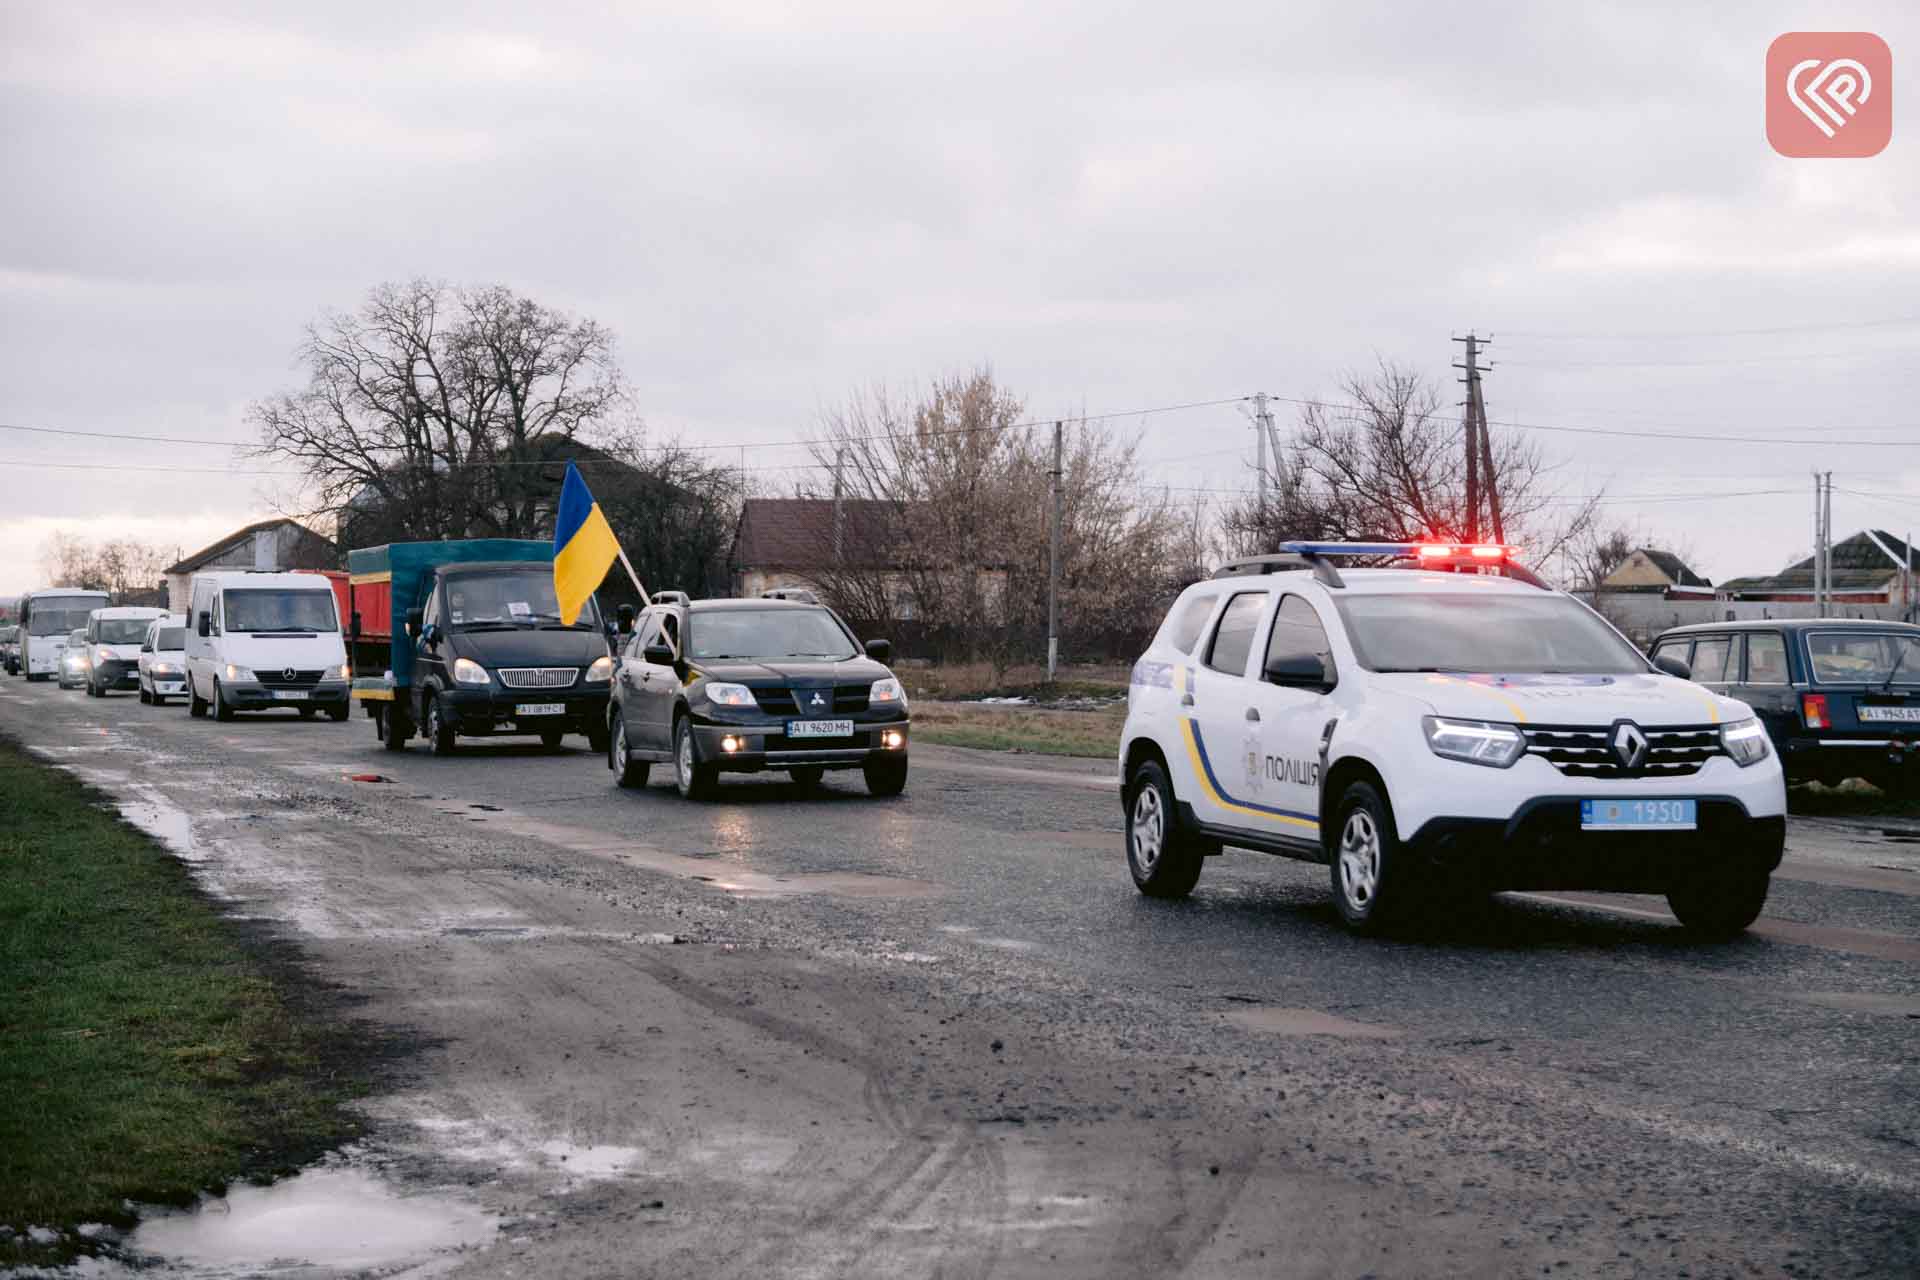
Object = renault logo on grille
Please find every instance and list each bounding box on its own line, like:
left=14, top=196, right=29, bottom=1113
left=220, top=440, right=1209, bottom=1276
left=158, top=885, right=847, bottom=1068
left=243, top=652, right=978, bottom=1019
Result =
left=1611, top=721, right=1649, bottom=771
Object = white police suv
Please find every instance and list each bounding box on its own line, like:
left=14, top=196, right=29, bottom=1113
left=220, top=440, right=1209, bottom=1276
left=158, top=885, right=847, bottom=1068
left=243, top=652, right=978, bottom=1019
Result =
left=1120, top=543, right=1787, bottom=937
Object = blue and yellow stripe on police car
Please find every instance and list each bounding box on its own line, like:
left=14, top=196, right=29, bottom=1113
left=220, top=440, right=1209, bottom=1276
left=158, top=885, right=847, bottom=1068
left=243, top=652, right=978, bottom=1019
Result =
left=1178, top=718, right=1320, bottom=833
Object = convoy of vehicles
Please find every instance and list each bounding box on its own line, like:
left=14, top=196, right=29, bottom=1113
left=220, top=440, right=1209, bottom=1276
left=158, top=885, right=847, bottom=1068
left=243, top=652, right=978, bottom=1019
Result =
left=18, top=588, right=109, bottom=681
left=83, top=606, right=170, bottom=697
left=1119, top=543, right=1787, bottom=938
left=606, top=594, right=909, bottom=798
left=185, top=571, right=351, bottom=721
left=1650, top=619, right=1920, bottom=795
left=345, top=540, right=614, bottom=754
left=138, top=615, right=190, bottom=704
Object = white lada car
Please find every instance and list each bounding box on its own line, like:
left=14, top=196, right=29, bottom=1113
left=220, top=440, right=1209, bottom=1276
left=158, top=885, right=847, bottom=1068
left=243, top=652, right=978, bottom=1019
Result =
left=1119, top=543, right=1786, bottom=937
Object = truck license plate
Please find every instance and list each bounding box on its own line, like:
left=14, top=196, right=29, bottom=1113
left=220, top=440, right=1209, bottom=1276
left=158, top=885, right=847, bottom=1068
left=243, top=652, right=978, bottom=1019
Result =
left=1860, top=706, right=1920, bottom=723
left=271, top=690, right=309, bottom=701
left=788, top=718, right=854, bottom=739
left=516, top=703, right=565, bottom=716
left=1581, top=799, right=1697, bottom=831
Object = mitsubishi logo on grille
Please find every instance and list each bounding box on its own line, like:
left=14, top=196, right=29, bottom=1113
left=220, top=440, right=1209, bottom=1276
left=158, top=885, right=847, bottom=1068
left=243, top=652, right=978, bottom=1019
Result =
left=283, top=668, right=296, bottom=681
left=810, top=691, right=827, bottom=709
left=1611, top=721, right=1649, bottom=771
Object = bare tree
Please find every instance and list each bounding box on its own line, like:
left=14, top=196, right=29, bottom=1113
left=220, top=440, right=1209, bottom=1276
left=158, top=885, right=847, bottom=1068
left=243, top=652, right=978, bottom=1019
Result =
left=1224, top=361, right=1600, bottom=566
left=38, top=533, right=179, bottom=600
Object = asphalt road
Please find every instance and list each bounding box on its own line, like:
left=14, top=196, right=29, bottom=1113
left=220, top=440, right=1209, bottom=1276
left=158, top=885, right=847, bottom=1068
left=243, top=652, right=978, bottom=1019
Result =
left=4, top=677, right=1918, bottom=1278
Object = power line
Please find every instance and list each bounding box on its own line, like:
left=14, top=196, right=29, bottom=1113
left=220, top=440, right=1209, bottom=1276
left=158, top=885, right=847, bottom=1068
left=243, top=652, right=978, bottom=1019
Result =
left=1501, top=313, right=1920, bottom=341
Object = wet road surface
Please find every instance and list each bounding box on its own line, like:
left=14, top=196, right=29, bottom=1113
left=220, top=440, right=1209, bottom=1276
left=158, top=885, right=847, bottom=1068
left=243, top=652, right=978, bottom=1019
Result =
left=2, top=677, right=1917, bottom=1277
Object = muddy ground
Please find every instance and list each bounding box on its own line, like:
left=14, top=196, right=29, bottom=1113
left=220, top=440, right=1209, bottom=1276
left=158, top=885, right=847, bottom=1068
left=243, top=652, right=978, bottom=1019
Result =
left=2, top=676, right=1916, bottom=1278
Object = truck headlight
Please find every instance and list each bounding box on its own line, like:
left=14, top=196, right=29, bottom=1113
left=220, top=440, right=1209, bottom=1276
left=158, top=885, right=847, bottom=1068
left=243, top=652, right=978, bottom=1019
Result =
left=1721, top=718, right=1770, bottom=767
left=705, top=682, right=757, bottom=707
left=1422, top=716, right=1526, bottom=768
left=451, top=657, right=490, bottom=686
left=223, top=663, right=254, bottom=682
left=870, top=677, right=907, bottom=708
left=585, top=656, right=614, bottom=683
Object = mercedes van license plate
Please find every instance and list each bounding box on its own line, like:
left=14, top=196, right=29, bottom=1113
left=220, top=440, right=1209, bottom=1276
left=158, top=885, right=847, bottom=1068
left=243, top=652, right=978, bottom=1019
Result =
left=516, top=703, right=564, bottom=716
left=788, top=719, right=854, bottom=739
left=271, top=690, right=309, bottom=701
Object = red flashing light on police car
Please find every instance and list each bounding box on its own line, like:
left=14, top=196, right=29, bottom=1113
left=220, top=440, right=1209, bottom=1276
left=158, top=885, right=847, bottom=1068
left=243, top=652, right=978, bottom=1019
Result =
left=1415, top=543, right=1510, bottom=561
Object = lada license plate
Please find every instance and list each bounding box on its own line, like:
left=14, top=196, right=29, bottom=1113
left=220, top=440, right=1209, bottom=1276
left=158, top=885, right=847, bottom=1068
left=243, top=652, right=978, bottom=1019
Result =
left=788, top=718, right=854, bottom=739
left=271, top=690, right=309, bottom=701
left=516, top=703, right=565, bottom=716
left=1581, top=799, right=1697, bottom=831
left=1860, top=706, right=1920, bottom=723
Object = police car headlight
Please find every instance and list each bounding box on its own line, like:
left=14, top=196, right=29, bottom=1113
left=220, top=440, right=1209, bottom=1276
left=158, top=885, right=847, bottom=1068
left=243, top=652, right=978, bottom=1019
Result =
left=705, top=682, right=757, bottom=708
left=585, top=656, right=614, bottom=683
left=223, top=663, right=255, bottom=682
left=869, top=677, right=906, bottom=708
left=1422, top=716, right=1526, bottom=768
left=1721, top=718, right=1770, bottom=767
left=451, top=657, right=490, bottom=686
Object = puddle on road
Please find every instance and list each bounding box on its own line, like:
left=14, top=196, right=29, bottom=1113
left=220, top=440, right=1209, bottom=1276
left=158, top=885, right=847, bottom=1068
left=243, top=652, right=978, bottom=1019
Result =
left=127, top=1166, right=494, bottom=1274
left=1225, top=1006, right=1402, bottom=1039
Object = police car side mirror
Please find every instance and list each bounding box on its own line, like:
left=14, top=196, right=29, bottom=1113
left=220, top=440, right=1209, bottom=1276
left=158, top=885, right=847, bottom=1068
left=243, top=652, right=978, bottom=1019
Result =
left=864, top=638, right=892, bottom=664
left=1265, top=653, right=1332, bottom=691
left=643, top=641, right=676, bottom=667
left=1652, top=654, right=1692, bottom=681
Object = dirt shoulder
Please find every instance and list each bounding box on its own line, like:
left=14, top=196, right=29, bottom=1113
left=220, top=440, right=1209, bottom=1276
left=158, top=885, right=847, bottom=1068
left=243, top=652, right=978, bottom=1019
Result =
left=0, top=740, right=375, bottom=1269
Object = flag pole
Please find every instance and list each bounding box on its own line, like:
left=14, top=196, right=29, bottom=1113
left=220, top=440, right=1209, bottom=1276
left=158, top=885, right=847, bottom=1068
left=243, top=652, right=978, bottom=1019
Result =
left=615, top=544, right=651, bottom=607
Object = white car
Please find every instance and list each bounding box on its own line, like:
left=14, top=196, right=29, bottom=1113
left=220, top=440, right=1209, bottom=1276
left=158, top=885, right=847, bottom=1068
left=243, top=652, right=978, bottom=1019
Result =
left=56, top=628, right=90, bottom=689
left=138, top=615, right=190, bottom=705
left=1119, top=542, right=1787, bottom=938
left=85, top=605, right=170, bottom=697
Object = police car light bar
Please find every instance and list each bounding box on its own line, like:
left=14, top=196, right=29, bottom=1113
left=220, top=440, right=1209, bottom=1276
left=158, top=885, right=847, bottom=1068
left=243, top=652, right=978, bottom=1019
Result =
left=1214, top=541, right=1543, bottom=590
left=1272, top=541, right=1513, bottom=560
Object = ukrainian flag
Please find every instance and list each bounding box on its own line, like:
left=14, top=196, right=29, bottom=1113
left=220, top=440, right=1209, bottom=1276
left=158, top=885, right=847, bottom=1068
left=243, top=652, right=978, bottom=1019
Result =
left=553, top=461, right=622, bottom=625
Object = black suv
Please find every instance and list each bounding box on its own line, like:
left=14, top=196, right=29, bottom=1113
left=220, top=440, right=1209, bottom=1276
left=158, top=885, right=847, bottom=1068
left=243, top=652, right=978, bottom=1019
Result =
left=605, top=596, right=909, bottom=798
left=1650, top=619, right=1920, bottom=791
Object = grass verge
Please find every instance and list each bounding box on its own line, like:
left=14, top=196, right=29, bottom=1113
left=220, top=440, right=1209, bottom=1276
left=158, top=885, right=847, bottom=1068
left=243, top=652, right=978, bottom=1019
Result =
left=913, top=701, right=1125, bottom=759
left=0, top=740, right=368, bottom=1267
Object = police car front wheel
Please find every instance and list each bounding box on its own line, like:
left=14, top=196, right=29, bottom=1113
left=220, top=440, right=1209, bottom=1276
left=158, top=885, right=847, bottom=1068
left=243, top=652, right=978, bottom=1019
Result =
left=1331, top=780, right=1418, bottom=933
left=1126, top=760, right=1205, bottom=898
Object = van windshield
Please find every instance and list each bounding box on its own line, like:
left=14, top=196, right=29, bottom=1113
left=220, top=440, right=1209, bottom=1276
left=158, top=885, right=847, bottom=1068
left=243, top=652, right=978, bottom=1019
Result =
left=96, top=619, right=153, bottom=644
left=223, top=590, right=338, bottom=633
left=442, top=571, right=599, bottom=629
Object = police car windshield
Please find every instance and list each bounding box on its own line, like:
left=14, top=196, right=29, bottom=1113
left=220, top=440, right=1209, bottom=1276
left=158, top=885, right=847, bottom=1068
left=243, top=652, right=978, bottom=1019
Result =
left=1335, top=593, right=1647, bottom=675
left=688, top=608, right=856, bottom=662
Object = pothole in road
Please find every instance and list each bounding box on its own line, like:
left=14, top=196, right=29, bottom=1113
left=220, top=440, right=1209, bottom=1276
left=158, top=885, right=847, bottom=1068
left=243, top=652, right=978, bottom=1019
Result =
left=125, top=1164, right=495, bottom=1274
left=1224, top=1006, right=1402, bottom=1039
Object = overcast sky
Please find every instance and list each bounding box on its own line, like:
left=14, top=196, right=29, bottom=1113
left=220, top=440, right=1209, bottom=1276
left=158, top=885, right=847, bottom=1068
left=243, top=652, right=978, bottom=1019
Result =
left=3, top=1, right=1916, bottom=595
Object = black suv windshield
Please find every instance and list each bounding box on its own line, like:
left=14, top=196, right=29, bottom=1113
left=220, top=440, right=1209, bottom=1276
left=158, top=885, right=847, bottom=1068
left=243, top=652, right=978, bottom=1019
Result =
left=442, top=571, right=600, bottom=629
left=96, top=619, right=153, bottom=644
left=688, top=608, right=857, bottom=662
left=1335, top=593, right=1647, bottom=675
left=223, top=589, right=337, bottom=633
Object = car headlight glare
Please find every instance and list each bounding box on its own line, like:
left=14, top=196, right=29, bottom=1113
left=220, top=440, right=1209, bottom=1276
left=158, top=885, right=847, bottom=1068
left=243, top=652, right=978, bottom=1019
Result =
left=870, top=677, right=907, bottom=708
left=149, top=662, right=177, bottom=675
left=585, top=656, right=614, bottom=683
left=223, top=664, right=254, bottom=682
left=1721, top=717, right=1770, bottom=767
left=451, top=657, right=490, bottom=686
left=705, top=682, right=757, bottom=707
left=1422, top=715, right=1526, bottom=768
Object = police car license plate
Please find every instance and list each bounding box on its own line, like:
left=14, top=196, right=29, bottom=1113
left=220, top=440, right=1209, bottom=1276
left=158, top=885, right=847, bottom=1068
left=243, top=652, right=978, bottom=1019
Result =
left=788, top=719, right=854, bottom=739
left=1860, top=706, right=1920, bottom=722
left=1581, top=799, right=1696, bottom=831
left=516, top=703, right=565, bottom=716
left=271, top=690, right=309, bottom=701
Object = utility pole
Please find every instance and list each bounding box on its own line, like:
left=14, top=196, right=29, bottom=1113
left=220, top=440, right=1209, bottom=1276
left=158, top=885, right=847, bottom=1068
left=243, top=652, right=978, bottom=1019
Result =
left=832, top=446, right=847, bottom=562
left=1252, top=392, right=1285, bottom=521
left=1823, top=470, right=1835, bottom=615
left=1253, top=393, right=1269, bottom=520
left=1048, top=421, right=1063, bottom=683
left=1452, top=332, right=1494, bottom=541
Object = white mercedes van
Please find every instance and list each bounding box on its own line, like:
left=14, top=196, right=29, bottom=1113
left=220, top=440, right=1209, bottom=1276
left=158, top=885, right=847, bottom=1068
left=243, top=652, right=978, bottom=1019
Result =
left=185, top=571, right=350, bottom=722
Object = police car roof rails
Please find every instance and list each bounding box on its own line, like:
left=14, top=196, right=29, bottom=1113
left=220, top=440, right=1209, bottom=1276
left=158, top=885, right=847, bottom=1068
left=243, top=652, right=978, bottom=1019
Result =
left=1212, top=542, right=1547, bottom=590
left=652, top=589, right=690, bottom=605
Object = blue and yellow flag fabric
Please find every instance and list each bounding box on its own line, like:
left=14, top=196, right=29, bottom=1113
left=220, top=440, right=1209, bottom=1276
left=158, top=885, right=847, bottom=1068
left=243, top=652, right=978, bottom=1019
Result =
left=553, top=461, right=622, bottom=625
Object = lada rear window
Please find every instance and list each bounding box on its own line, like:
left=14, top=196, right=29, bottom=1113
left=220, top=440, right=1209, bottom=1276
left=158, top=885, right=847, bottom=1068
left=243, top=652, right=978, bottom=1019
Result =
left=1806, top=631, right=1920, bottom=685
left=1335, top=593, right=1646, bottom=675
